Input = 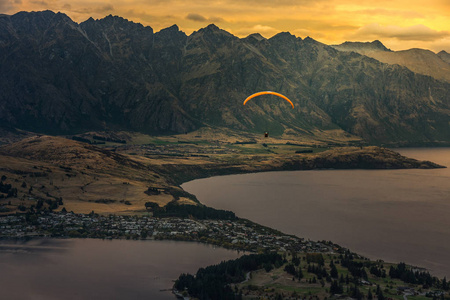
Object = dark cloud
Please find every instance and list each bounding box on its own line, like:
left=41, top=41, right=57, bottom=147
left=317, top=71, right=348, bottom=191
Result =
left=186, top=13, right=207, bottom=22
left=186, top=13, right=224, bottom=23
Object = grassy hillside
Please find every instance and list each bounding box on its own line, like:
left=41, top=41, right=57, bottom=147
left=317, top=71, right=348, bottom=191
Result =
left=0, top=134, right=443, bottom=215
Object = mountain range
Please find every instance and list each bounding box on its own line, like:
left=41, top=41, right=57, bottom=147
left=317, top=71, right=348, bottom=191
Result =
left=332, top=40, right=450, bottom=83
left=1, top=10, right=449, bottom=145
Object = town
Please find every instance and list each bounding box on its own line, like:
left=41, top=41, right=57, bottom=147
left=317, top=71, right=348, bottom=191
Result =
left=0, top=211, right=334, bottom=253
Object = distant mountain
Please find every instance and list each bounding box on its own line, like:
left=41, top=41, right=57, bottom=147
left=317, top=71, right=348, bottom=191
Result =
left=332, top=40, right=392, bottom=54
left=438, top=50, right=450, bottom=64
left=1, top=11, right=450, bottom=145
left=332, top=41, right=450, bottom=83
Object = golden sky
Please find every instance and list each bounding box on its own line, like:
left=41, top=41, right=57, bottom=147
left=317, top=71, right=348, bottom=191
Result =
left=1, top=0, right=449, bottom=52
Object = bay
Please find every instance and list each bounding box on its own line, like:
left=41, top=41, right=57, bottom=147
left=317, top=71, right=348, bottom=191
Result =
left=182, top=148, right=450, bottom=278
left=0, top=238, right=242, bottom=299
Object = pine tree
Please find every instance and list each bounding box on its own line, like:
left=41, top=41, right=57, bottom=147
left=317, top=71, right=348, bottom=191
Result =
left=442, top=277, right=448, bottom=290
left=330, top=263, right=338, bottom=278
left=298, top=268, right=304, bottom=279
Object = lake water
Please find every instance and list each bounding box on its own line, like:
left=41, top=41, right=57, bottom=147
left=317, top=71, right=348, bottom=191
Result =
left=183, top=148, right=450, bottom=278
left=0, top=239, right=243, bottom=299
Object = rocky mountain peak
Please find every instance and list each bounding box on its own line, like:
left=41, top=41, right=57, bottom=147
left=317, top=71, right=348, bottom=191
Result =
left=269, top=31, right=297, bottom=43
left=204, top=23, right=221, bottom=32
left=437, top=50, right=450, bottom=64
left=245, top=33, right=266, bottom=41
left=7, top=10, right=75, bottom=34
left=370, top=40, right=390, bottom=51
left=155, top=24, right=183, bottom=36
left=332, top=40, right=391, bottom=52
left=81, top=14, right=150, bottom=32
left=154, top=24, right=186, bottom=45
left=193, top=23, right=235, bottom=38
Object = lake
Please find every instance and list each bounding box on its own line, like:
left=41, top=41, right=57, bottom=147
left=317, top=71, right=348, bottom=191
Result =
left=183, top=148, right=450, bottom=278
left=0, top=239, right=243, bottom=299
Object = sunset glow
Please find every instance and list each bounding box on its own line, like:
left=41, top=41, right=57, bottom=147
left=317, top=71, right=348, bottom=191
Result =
left=1, top=0, right=449, bottom=52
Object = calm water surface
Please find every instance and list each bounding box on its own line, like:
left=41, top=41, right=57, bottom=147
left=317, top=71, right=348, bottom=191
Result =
left=0, top=239, right=243, bottom=299
left=183, top=148, right=450, bottom=278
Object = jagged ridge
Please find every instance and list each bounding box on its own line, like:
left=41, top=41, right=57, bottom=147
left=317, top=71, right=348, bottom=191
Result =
left=0, top=11, right=449, bottom=145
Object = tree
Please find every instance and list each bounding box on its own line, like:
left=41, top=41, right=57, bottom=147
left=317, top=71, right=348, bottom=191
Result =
left=284, top=264, right=296, bottom=276
left=330, top=280, right=343, bottom=295
left=330, top=261, right=338, bottom=278
left=376, top=285, right=385, bottom=300
left=298, top=268, right=304, bottom=279
left=292, top=255, right=301, bottom=266
left=351, top=285, right=364, bottom=300
left=442, top=277, right=448, bottom=290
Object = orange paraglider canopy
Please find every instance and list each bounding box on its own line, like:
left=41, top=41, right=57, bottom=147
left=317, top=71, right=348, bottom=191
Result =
left=243, top=91, right=294, bottom=109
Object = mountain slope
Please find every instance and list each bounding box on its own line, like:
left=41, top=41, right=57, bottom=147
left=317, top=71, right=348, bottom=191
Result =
left=333, top=41, right=450, bottom=83
left=1, top=11, right=450, bottom=145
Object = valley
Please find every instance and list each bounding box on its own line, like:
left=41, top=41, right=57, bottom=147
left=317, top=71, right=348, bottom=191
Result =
left=0, top=130, right=443, bottom=215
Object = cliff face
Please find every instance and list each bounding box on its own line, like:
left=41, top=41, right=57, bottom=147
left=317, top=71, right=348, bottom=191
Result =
left=1, top=11, right=450, bottom=145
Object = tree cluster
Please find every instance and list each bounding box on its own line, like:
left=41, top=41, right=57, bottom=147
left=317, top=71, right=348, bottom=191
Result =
left=0, top=180, right=18, bottom=198
left=174, top=253, right=283, bottom=300
left=341, top=257, right=368, bottom=280
left=369, top=265, right=386, bottom=278
left=152, top=202, right=236, bottom=220
left=284, top=263, right=304, bottom=280
left=307, top=264, right=329, bottom=280
left=389, top=262, right=440, bottom=288
left=306, top=253, right=325, bottom=265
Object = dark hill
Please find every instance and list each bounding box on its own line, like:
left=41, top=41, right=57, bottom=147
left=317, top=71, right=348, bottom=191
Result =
left=1, top=11, right=449, bottom=145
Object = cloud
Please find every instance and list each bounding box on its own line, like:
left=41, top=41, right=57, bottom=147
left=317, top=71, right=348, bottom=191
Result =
left=70, top=4, right=114, bottom=14
left=351, top=23, right=449, bottom=41
left=356, top=8, right=424, bottom=19
left=185, top=13, right=224, bottom=23
left=29, top=0, right=48, bottom=6
left=186, top=13, right=207, bottom=22
left=0, top=0, right=22, bottom=12
left=225, top=0, right=324, bottom=7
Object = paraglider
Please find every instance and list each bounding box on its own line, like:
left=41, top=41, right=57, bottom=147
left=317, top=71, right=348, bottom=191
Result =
left=243, top=91, right=294, bottom=138
left=243, top=91, right=294, bottom=109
